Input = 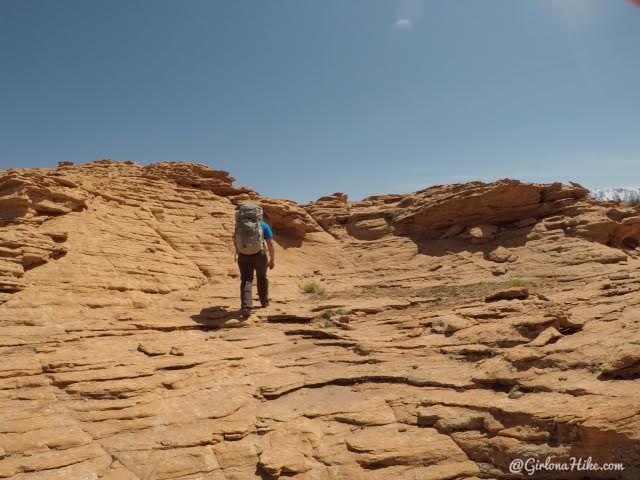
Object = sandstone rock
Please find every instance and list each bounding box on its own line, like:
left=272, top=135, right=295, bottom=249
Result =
left=407, top=326, right=424, bottom=337
left=431, top=314, right=475, bottom=335
left=258, top=421, right=321, bottom=477
left=486, top=246, right=513, bottom=263
left=498, top=425, right=550, bottom=443
left=491, top=265, right=507, bottom=276
left=485, top=287, right=529, bottom=302
left=598, top=345, right=640, bottom=380
left=345, top=425, right=472, bottom=469
left=137, top=342, right=166, bottom=356
left=0, top=193, right=31, bottom=219
left=0, top=161, right=637, bottom=479
left=417, top=405, right=503, bottom=433
left=346, top=217, right=392, bottom=240
left=260, top=197, right=324, bottom=239
left=169, top=345, right=184, bottom=356
left=33, top=199, right=71, bottom=215
left=526, top=326, right=563, bottom=347
left=468, top=224, right=498, bottom=244
left=390, top=180, right=587, bottom=235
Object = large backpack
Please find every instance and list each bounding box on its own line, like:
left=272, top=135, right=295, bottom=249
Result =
left=234, top=204, right=264, bottom=255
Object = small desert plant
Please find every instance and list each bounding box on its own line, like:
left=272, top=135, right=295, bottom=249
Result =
left=322, top=318, right=338, bottom=328
left=300, top=281, right=326, bottom=296
left=321, top=308, right=347, bottom=319
left=508, top=279, right=527, bottom=288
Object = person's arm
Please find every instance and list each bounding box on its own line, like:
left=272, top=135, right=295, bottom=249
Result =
left=266, top=239, right=275, bottom=269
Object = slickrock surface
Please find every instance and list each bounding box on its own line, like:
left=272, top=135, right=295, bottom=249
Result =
left=1, top=160, right=639, bottom=479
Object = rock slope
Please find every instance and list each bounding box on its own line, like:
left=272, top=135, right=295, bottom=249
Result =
left=0, top=161, right=639, bottom=479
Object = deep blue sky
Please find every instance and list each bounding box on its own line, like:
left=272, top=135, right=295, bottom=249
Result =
left=1, top=0, right=639, bottom=202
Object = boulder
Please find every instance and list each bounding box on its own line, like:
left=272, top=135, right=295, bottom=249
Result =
left=485, top=287, right=529, bottom=302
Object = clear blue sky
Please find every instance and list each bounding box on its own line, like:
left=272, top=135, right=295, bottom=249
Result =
left=1, top=0, right=639, bottom=202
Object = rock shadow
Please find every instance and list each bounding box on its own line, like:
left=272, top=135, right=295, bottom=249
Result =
left=191, top=306, right=247, bottom=328
left=406, top=223, right=537, bottom=258
left=274, top=233, right=303, bottom=249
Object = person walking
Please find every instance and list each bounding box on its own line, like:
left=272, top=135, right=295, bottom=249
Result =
left=233, top=204, right=275, bottom=318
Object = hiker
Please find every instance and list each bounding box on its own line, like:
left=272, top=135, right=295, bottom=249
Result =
left=234, top=204, right=275, bottom=317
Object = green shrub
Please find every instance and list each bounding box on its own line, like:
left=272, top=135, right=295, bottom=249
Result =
left=321, top=308, right=346, bottom=319
left=322, top=318, right=338, bottom=328
left=300, top=282, right=326, bottom=296
left=509, top=279, right=526, bottom=288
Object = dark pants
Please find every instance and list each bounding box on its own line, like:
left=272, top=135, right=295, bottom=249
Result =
left=238, top=252, right=268, bottom=309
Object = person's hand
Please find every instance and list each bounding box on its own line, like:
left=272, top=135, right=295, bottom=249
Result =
left=268, top=259, right=275, bottom=270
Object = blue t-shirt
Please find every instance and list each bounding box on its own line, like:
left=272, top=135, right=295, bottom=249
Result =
left=262, top=222, right=274, bottom=241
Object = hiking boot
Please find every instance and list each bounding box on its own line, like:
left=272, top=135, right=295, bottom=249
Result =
left=261, top=301, right=269, bottom=308
left=240, top=308, right=251, bottom=319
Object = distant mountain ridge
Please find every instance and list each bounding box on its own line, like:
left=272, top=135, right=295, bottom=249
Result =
left=591, top=187, right=640, bottom=202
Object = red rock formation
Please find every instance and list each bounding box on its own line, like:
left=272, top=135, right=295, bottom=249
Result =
left=0, top=161, right=638, bottom=479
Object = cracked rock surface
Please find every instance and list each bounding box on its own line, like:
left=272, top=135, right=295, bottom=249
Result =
left=0, top=160, right=639, bottom=479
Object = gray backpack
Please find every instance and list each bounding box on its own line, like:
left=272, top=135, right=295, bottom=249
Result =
left=235, top=204, right=264, bottom=255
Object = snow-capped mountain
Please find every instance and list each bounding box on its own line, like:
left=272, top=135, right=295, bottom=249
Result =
left=591, top=187, right=640, bottom=203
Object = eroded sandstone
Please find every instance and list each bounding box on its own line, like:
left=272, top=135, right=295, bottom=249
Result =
left=0, top=161, right=638, bottom=479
